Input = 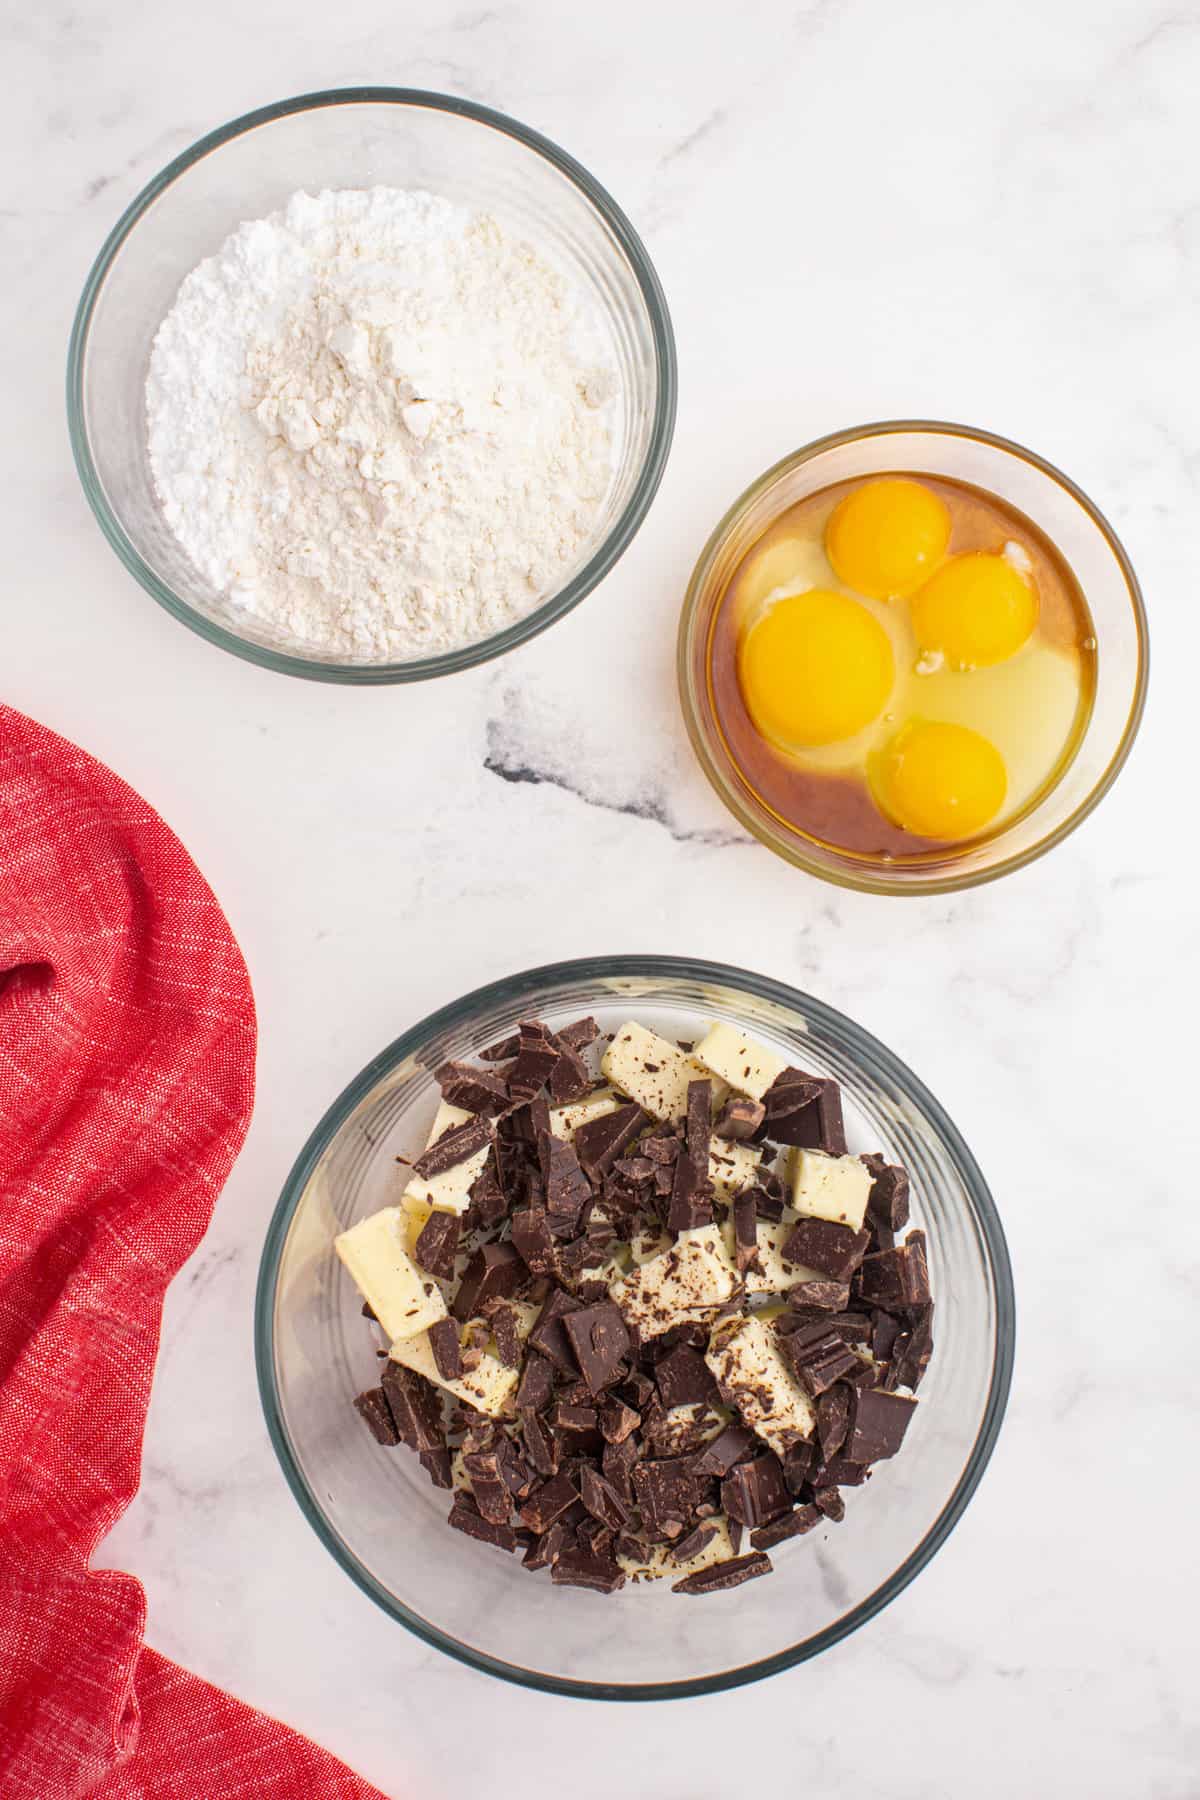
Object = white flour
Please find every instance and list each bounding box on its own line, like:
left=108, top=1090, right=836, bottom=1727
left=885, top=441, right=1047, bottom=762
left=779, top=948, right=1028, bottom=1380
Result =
left=145, top=187, right=617, bottom=661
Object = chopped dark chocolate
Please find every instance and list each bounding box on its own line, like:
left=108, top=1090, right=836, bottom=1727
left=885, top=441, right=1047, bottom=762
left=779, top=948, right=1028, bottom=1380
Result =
left=486, top=1301, right=521, bottom=1368
left=599, top=1397, right=640, bottom=1444
left=766, top=1073, right=846, bottom=1152
left=667, top=1150, right=713, bottom=1234
left=670, top=1521, right=719, bottom=1562
left=818, top=1455, right=869, bottom=1487
left=520, top=1407, right=560, bottom=1477
left=720, top=1454, right=791, bottom=1528
left=505, top=1022, right=561, bottom=1100
left=412, top=1207, right=460, bottom=1281
left=515, top=1352, right=554, bottom=1413
left=602, top=1433, right=638, bottom=1503
left=871, top=1308, right=903, bottom=1365
left=412, top=1113, right=494, bottom=1180
left=522, top=1519, right=567, bottom=1570
left=538, top=1132, right=592, bottom=1221
left=732, top=1188, right=759, bottom=1274
left=509, top=1207, right=557, bottom=1277
left=427, top=1316, right=464, bottom=1382
left=557, top=1017, right=600, bottom=1053
left=479, top=1029, right=521, bottom=1062
left=527, top=1288, right=582, bottom=1372
left=420, top=1446, right=453, bottom=1489
left=781, top=1217, right=871, bottom=1282
left=787, top=1278, right=851, bottom=1311
left=750, top=1503, right=821, bottom=1549
left=452, top=1241, right=524, bottom=1320
left=684, top=1080, right=712, bottom=1172
left=892, top=1301, right=935, bottom=1391
left=692, top=1423, right=755, bottom=1478
left=435, top=1059, right=512, bottom=1115
left=654, top=1343, right=720, bottom=1411
left=812, top=1486, right=845, bottom=1522
left=463, top=1448, right=513, bottom=1525
left=468, top=1160, right=509, bottom=1228
left=778, top=1327, right=863, bottom=1398
left=547, top=1402, right=601, bottom=1452
left=816, top=1383, right=852, bottom=1458
left=548, top=1041, right=592, bottom=1104
left=580, top=1464, right=632, bottom=1529
left=563, top=1300, right=631, bottom=1394
left=861, top=1153, right=911, bottom=1233
left=632, top=1457, right=705, bottom=1533
left=672, top=1551, right=772, bottom=1594
left=761, top=1066, right=824, bottom=1132
left=353, top=1388, right=399, bottom=1446
left=714, top=1095, right=766, bottom=1140
left=858, top=1231, right=931, bottom=1311
left=551, top=1548, right=625, bottom=1593
left=781, top=1440, right=816, bottom=1492
left=847, top=1387, right=918, bottom=1463
left=447, top=1494, right=518, bottom=1552
left=519, top=1473, right=580, bottom=1532
left=380, top=1363, right=444, bottom=1454
left=574, top=1101, right=646, bottom=1179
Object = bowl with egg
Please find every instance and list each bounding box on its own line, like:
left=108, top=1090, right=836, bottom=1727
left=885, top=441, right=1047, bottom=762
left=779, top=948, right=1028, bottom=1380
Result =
left=255, top=955, right=1013, bottom=1696
left=678, top=421, right=1148, bottom=894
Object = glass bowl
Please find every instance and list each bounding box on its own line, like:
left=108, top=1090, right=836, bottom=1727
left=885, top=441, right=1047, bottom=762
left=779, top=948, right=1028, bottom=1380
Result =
left=255, top=955, right=1014, bottom=1698
left=678, top=422, right=1148, bottom=895
left=67, top=89, right=676, bottom=683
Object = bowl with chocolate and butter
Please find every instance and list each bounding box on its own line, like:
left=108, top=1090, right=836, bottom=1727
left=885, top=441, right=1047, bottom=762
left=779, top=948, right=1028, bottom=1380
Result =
left=256, top=956, right=1013, bottom=1696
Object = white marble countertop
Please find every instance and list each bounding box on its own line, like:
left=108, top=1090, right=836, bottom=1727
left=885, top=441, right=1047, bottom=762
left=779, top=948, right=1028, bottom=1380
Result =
left=5, top=2, right=1196, bottom=1794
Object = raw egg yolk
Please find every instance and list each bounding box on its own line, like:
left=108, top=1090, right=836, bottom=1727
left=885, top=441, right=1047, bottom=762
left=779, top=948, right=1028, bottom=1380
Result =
left=739, top=588, right=894, bottom=748
left=825, top=478, right=951, bottom=600
left=871, top=720, right=1007, bottom=839
left=911, top=551, right=1038, bottom=669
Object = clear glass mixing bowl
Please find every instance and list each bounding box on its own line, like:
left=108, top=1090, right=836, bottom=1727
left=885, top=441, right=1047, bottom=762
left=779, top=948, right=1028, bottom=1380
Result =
left=678, top=422, right=1148, bottom=895
left=255, top=956, right=1014, bottom=1698
left=68, top=89, right=676, bottom=682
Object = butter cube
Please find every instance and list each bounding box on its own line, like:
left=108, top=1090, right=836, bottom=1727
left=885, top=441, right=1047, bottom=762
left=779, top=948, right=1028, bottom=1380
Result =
left=548, top=1087, right=622, bottom=1140
left=788, top=1147, right=871, bottom=1231
left=335, top=1206, right=448, bottom=1342
left=705, top=1314, right=814, bottom=1454
left=403, top=1100, right=489, bottom=1215
left=708, top=1136, right=762, bottom=1201
left=602, top=1022, right=727, bottom=1123
left=610, top=1223, right=736, bottom=1341
left=389, top=1328, right=518, bottom=1418
left=694, top=1022, right=788, bottom=1102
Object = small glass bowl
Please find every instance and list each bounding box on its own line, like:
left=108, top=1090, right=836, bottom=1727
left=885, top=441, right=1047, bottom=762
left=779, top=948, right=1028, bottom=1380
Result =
left=678, top=422, right=1148, bottom=895
left=68, top=89, right=676, bottom=683
left=255, top=955, right=1014, bottom=1699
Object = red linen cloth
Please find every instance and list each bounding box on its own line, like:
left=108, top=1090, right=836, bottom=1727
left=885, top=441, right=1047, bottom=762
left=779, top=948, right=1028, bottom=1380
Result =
left=0, top=706, right=386, bottom=1798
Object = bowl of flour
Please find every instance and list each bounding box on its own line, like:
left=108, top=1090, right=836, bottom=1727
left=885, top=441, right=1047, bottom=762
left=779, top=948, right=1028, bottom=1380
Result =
left=69, top=90, right=676, bottom=680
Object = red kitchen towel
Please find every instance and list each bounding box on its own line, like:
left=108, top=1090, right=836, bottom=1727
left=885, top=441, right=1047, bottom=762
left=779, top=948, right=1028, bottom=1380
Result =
left=0, top=706, right=386, bottom=1799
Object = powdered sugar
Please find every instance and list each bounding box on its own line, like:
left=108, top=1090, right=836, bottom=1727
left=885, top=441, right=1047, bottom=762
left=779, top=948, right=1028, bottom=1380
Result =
left=145, top=187, right=618, bottom=661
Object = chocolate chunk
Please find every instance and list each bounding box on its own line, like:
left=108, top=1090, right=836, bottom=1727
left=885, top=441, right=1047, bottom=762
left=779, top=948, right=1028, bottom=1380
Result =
left=480, top=1029, right=521, bottom=1062
left=672, top=1551, right=772, bottom=1594
left=505, top=1022, right=561, bottom=1099
left=509, top=1207, right=557, bottom=1277
left=468, top=1160, right=509, bottom=1228
left=781, top=1217, right=871, bottom=1282
left=547, top=1402, right=601, bottom=1452
left=816, top=1383, right=852, bottom=1458
left=750, top=1503, right=821, bottom=1549
left=654, top=1343, right=720, bottom=1411
left=892, top=1301, right=935, bottom=1391
left=380, top=1363, right=444, bottom=1454
left=819, top=1456, right=869, bottom=1487
left=563, top=1300, right=631, bottom=1394
left=732, top=1188, right=759, bottom=1274
left=463, top=1449, right=513, bottom=1525
left=847, top=1388, right=918, bottom=1463
left=548, top=1043, right=592, bottom=1105
left=599, top=1397, right=640, bottom=1444
left=427, top=1316, right=464, bottom=1382
left=520, top=1407, right=560, bottom=1477
left=353, top=1388, right=399, bottom=1446
left=861, top=1153, right=911, bottom=1232
left=494, top=1435, right=536, bottom=1498
left=452, top=1242, right=524, bottom=1321
left=713, top=1096, right=766, bottom=1140
left=558, top=1017, right=600, bottom=1053
left=435, top=1059, right=512, bottom=1115
left=781, top=1440, right=816, bottom=1493
left=420, top=1446, right=453, bottom=1489
left=519, top=1473, right=580, bottom=1532
left=871, top=1308, right=903, bottom=1365
left=812, top=1486, right=845, bottom=1521
left=522, top=1520, right=567, bottom=1571
left=486, top=1301, right=521, bottom=1369
left=667, top=1150, right=713, bottom=1234
left=684, top=1080, right=712, bottom=1172
left=447, top=1494, right=518, bottom=1552
left=576, top=1515, right=615, bottom=1557
left=642, top=1132, right=680, bottom=1165
left=778, top=1327, right=863, bottom=1398
left=858, top=1231, right=931, bottom=1312
left=574, top=1102, right=646, bottom=1179
left=787, top=1278, right=851, bottom=1311
left=538, top=1132, right=592, bottom=1221
left=413, top=1208, right=460, bottom=1281
left=527, top=1288, right=582, bottom=1373
left=551, top=1548, right=625, bottom=1593
left=692, top=1423, right=755, bottom=1478
left=632, top=1457, right=705, bottom=1534
left=602, top=1434, right=638, bottom=1503
left=361, top=1300, right=378, bottom=1321
left=580, top=1464, right=632, bottom=1529
left=670, top=1521, right=719, bottom=1562
left=743, top=1170, right=786, bottom=1221
left=515, top=1351, right=554, bottom=1413
left=764, top=1073, right=846, bottom=1152
left=720, top=1454, right=791, bottom=1528
left=412, top=1113, right=494, bottom=1179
